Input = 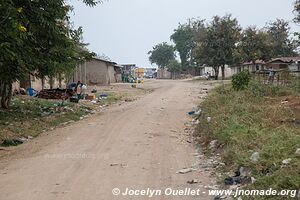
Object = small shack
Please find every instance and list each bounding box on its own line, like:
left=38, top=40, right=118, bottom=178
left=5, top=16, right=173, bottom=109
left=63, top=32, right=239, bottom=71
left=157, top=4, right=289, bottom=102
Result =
left=71, top=58, right=122, bottom=85
left=266, top=57, right=300, bottom=71
left=157, top=69, right=172, bottom=79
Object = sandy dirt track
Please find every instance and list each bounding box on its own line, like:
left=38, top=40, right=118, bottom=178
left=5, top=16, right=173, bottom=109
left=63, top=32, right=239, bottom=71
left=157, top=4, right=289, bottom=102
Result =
left=0, top=79, right=217, bottom=200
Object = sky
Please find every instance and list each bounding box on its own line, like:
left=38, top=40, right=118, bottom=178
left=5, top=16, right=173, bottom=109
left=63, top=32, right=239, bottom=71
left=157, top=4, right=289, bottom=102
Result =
left=70, top=0, right=298, bottom=68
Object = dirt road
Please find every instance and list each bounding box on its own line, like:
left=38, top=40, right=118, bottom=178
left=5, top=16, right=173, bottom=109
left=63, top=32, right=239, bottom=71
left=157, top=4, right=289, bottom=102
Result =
left=0, top=80, right=217, bottom=200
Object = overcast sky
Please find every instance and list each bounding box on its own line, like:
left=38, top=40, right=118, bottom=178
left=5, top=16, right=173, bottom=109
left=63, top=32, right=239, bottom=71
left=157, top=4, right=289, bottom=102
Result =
left=70, top=0, right=298, bottom=68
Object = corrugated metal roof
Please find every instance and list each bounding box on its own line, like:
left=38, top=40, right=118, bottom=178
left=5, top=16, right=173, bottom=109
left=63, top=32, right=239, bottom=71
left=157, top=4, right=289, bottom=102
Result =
left=267, top=57, right=300, bottom=64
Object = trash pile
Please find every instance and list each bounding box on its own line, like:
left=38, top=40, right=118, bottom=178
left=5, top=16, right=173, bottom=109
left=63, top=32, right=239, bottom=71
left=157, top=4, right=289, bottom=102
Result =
left=38, top=89, right=74, bottom=100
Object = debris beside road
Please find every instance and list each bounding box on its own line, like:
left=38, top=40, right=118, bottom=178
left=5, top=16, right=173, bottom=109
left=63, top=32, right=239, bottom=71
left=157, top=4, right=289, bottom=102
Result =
left=38, top=89, right=74, bottom=100
left=176, top=168, right=195, bottom=174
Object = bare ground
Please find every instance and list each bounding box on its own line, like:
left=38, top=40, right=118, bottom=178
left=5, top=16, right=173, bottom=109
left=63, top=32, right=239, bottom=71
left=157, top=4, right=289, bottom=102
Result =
left=0, top=79, right=218, bottom=200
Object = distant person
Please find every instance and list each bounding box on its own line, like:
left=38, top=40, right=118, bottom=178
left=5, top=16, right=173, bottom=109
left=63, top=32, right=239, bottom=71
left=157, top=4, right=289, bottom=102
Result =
left=268, top=67, right=275, bottom=84
left=81, top=83, right=87, bottom=99
left=75, top=81, right=82, bottom=99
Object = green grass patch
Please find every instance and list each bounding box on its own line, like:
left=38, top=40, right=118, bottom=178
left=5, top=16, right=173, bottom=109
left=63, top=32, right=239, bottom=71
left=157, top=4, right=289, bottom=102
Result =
left=194, top=80, right=300, bottom=199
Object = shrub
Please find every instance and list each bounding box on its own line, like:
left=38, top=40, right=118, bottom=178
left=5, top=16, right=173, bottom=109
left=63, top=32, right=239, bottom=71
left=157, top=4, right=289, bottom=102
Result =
left=232, top=70, right=251, bottom=91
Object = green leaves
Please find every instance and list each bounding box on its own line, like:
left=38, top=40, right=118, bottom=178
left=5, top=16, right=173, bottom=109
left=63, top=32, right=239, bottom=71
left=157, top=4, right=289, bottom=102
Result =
left=238, top=27, right=272, bottom=63
left=232, top=71, right=251, bottom=91
left=171, top=23, right=194, bottom=70
left=0, top=0, right=97, bottom=108
left=238, top=19, right=297, bottom=65
left=194, top=15, right=241, bottom=79
left=148, top=42, right=175, bottom=69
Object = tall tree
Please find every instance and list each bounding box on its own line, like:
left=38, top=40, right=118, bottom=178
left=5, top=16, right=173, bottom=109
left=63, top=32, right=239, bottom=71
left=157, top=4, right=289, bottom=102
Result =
left=0, top=0, right=97, bottom=108
left=295, top=0, right=300, bottom=23
left=170, top=22, right=194, bottom=71
left=238, top=27, right=273, bottom=65
left=267, top=19, right=297, bottom=57
left=194, top=15, right=241, bottom=80
left=148, top=42, right=175, bottom=69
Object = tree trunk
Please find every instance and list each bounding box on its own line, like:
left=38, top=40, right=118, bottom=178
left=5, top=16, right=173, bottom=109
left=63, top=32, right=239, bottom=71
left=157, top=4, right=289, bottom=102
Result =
left=221, top=65, right=225, bottom=80
left=41, top=77, right=45, bottom=90
left=58, top=74, right=62, bottom=88
left=0, top=80, right=13, bottom=109
left=213, top=67, right=219, bottom=80
left=49, top=76, right=54, bottom=89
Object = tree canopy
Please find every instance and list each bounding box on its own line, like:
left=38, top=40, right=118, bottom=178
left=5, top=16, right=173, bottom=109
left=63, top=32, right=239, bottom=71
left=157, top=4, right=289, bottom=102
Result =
left=267, top=19, right=297, bottom=57
left=194, top=15, right=241, bottom=80
left=0, top=0, right=97, bottom=108
left=148, top=42, right=175, bottom=69
left=170, top=22, right=194, bottom=71
left=238, top=27, right=273, bottom=64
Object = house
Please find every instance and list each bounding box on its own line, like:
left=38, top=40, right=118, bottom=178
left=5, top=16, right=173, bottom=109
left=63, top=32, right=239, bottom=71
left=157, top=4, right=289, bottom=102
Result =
left=230, top=57, right=300, bottom=76
left=71, top=58, right=122, bottom=85
left=13, top=73, right=66, bottom=92
left=266, top=57, right=300, bottom=71
left=201, top=65, right=233, bottom=79
left=157, top=69, right=172, bottom=79
left=231, top=60, right=266, bottom=75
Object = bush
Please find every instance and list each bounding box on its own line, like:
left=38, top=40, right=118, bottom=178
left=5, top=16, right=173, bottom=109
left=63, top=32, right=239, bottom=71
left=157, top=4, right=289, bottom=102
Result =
left=232, top=71, right=251, bottom=91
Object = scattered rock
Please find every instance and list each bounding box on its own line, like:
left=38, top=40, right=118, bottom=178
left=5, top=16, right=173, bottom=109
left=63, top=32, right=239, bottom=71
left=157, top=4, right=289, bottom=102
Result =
left=195, top=109, right=202, bottom=115
left=209, top=140, right=218, bottom=150
left=207, top=117, right=212, bottom=123
left=295, top=148, right=300, bottom=156
left=282, top=158, right=292, bottom=165
left=192, top=119, right=200, bottom=125
left=239, top=167, right=252, bottom=177
left=187, top=179, right=199, bottom=184
left=250, top=152, right=260, bottom=163
left=176, top=168, right=194, bottom=174
left=19, top=137, right=28, bottom=142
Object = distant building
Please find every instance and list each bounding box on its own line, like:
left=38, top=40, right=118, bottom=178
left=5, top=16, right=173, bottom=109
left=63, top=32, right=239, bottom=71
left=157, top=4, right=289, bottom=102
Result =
left=266, top=57, right=300, bottom=71
left=145, top=68, right=157, bottom=78
left=231, top=60, right=266, bottom=75
left=201, top=65, right=233, bottom=79
left=121, top=64, right=137, bottom=76
left=157, top=69, right=172, bottom=79
left=230, top=57, right=300, bottom=76
left=71, top=58, right=122, bottom=85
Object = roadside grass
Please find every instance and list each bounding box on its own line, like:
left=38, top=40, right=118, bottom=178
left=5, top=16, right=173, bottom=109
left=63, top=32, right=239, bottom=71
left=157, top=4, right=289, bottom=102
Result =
left=0, top=96, right=92, bottom=146
left=99, top=93, right=122, bottom=105
left=194, top=80, right=300, bottom=199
